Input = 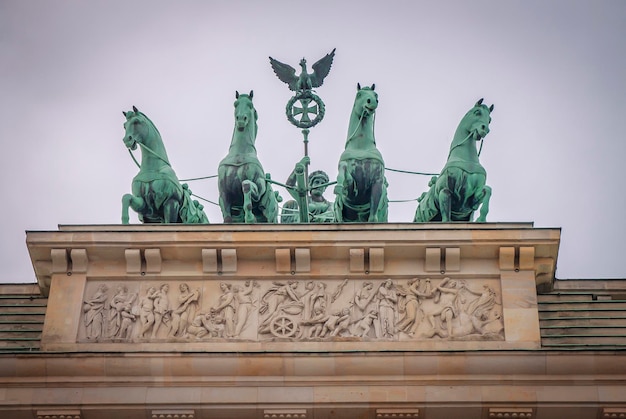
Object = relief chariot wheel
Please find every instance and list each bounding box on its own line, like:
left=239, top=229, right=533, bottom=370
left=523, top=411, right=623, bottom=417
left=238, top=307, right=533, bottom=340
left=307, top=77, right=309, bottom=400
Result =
left=270, top=315, right=298, bottom=338
left=286, top=91, right=325, bottom=129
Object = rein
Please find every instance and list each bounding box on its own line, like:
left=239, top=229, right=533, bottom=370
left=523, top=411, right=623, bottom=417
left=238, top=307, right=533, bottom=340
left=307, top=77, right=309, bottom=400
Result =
left=346, top=107, right=375, bottom=143
left=127, top=139, right=172, bottom=170
left=447, top=131, right=484, bottom=159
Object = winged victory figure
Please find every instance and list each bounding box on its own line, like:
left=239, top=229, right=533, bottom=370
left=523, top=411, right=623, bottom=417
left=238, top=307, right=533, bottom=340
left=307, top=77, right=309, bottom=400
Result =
left=269, top=48, right=336, bottom=93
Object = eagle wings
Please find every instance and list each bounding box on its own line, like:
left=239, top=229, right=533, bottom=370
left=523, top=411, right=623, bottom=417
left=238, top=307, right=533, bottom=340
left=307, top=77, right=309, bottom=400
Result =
left=269, top=48, right=336, bottom=92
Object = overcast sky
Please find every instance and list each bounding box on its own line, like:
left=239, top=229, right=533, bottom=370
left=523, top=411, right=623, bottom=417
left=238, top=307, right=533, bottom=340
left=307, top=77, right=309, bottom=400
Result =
left=1, top=1, right=625, bottom=283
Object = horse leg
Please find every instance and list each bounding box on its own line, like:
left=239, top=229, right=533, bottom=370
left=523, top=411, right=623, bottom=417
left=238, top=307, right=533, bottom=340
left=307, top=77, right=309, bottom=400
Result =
left=242, top=180, right=258, bottom=223
left=368, top=179, right=383, bottom=222
left=475, top=185, right=492, bottom=222
left=163, top=198, right=181, bottom=223
left=122, top=194, right=144, bottom=224
left=333, top=161, right=348, bottom=222
left=438, top=188, right=452, bottom=222
left=219, top=195, right=233, bottom=223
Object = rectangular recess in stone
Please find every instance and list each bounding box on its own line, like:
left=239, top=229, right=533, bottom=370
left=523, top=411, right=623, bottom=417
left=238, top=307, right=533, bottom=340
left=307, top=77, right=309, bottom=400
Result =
left=263, top=410, right=306, bottom=419
left=369, top=247, right=384, bottom=272
left=51, top=249, right=68, bottom=274
left=499, top=246, right=515, bottom=271
left=603, top=408, right=626, bottom=419
left=519, top=246, right=535, bottom=271
left=152, top=410, right=195, bottom=419
left=349, top=248, right=365, bottom=272
left=445, top=247, right=461, bottom=272
left=275, top=248, right=292, bottom=273
left=295, top=248, right=310, bottom=272
left=425, top=247, right=441, bottom=272
left=202, top=249, right=218, bottom=273
left=37, top=410, right=82, bottom=419
left=70, top=249, right=88, bottom=273
left=376, top=409, right=419, bottom=418
left=144, top=248, right=162, bottom=273
left=221, top=249, right=237, bottom=273
left=488, top=407, right=533, bottom=418
left=125, top=249, right=142, bottom=274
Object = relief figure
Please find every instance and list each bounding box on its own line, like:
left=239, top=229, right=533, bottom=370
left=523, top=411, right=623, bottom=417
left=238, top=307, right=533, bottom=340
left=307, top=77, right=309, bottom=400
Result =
left=376, top=279, right=398, bottom=339
left=169, top=283, right=200, bottom=338
left=151, top=284, right=171, bottom=339
left=414, top=278, right=503, bottom=340
left=83, top=284, right=109, bottom=340
left=187, top=311, right=225, bottom=339
left=107, top=285, right=137, bottom=339
left=138, top=287, right=158, bottom=338
left=320, top=306, right=352, bottom=338
left=211, top=282, right=236, bottom=338
left=232, top=280, right=259, bottom=338
left=258, top=281, right=303, bottom=335
left=396, top=278, right=435, bottom=336
left=351, top=281, right=377, bottom=338
left=300, top=305, right=328, bottom=339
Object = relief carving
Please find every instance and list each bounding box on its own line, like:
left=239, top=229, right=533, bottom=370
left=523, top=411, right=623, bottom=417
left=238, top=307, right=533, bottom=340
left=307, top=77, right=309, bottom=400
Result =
left=79, top=277, right=504, bottom=343
left=83, top=284, right=109, bottom=340
left=107, top=285, right=137, bottom=339
left=151, top=284, right=171, bottom=339
left=169, top=283, right=200, bottom=338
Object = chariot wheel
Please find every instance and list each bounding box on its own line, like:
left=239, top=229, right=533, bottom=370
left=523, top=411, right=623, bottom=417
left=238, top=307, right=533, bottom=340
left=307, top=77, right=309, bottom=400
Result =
left=270, top=315, right=298, bottom=338
left=286, top=91, right=325, bottom=129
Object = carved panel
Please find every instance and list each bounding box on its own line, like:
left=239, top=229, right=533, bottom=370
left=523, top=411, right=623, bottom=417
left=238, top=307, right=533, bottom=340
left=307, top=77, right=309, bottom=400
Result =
left=489, top=407, right=534, bottom=418
left=151, top=410, right=195, bottom=419
left=376, top=409, right=419, bottom=418
left=78, top=277, right=504, bottom=343
left=37, top=410, right=82, bottom=419
left=263, top=409, right=307, bottom=418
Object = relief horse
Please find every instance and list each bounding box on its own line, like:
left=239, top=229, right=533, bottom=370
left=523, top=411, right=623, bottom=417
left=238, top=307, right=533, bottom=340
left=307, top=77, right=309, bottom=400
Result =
left=218, top=91, right=279, bottom=223
left=414, top=99, right=494, bottom=222
left=121, top=106, right=208, bottom=224
left=334, top=84, right=388, bottom=222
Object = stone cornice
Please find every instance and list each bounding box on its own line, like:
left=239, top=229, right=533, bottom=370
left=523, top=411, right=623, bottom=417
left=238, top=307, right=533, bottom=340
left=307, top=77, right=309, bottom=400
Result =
left=26, top=223, right=560, bottom=296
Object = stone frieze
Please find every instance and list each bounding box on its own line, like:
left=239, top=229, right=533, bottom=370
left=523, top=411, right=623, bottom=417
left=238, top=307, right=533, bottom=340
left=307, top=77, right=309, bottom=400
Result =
left=78, top=277, right=503, bottom=343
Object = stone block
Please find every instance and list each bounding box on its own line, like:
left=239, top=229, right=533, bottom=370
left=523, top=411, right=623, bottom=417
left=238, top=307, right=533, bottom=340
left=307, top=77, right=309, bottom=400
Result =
left=50, top=249, right=68, bottom=273
left=499, top=247, right=515, bottom=271
left=275, top=248, right=291, bottom=273
left=125, top=249, right=141, bottom=274
left=70, top=249, right=88, bottom=273
left=295, top=248, right=310, bottom=272
left=221, top=249, right=237, bottom=273
left=144, top=248, right=162, bottom=273
left=445, top=247, right=460, bottom=272
left=202, top=248, right=218, bottom=273
left=369, top=248, right=384, bottom=272
left=349, top=248, right=365, bottom=272
left=425, top=248, right=441, bottom=272
left=519, top=246, right=535, bottom=271
left=502, top=308, right=540, bottom=344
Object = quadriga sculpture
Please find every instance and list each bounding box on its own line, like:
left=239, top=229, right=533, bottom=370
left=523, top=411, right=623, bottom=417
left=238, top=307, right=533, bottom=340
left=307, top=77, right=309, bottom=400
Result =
left=334, top=83, right=388, bottom=222
left=218, top=91, right=279, bottom=223
left=414, top=99, right=494, bottom=222
left=121, top=106, right=208, bottom=224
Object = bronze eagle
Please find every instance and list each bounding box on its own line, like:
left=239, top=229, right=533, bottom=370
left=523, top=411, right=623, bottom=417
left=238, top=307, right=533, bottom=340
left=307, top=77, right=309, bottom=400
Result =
left=269, top=48, right=336, bottom=92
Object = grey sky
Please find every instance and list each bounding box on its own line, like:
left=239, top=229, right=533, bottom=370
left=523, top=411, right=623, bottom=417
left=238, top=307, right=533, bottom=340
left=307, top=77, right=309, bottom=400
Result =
left=1, top=1, right=625, bottom=283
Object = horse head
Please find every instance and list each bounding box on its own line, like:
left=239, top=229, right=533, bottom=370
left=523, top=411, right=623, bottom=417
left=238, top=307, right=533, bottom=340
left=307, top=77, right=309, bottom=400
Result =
left=122, top=106, right=158, bottom=151
left=354, top=83, right=378, bottom=117
left=462, top=98, right=494, bottom=141
left=233, top=90, right=258, bottom=135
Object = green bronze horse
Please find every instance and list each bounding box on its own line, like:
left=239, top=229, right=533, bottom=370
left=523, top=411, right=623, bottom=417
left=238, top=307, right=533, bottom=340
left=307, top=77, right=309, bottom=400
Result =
left=121, top=106, right=208, bottom=224
left=218, top=91, right=279, bottom=223
left=334, top=83, right=388, bottom=222
left=414, top=99, right=494, bottom=222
